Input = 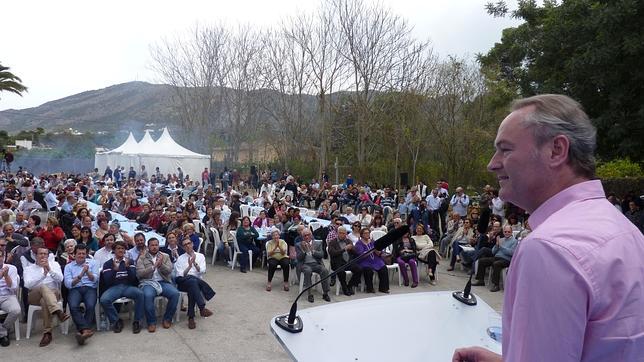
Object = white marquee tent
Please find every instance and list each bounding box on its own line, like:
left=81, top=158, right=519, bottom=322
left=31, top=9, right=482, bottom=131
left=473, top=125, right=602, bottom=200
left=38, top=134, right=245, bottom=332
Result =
left=94, top=128, right=210, bottom=181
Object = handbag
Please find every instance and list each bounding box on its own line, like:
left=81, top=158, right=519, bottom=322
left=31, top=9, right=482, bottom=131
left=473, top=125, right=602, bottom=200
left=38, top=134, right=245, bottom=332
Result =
left=381, top=251, right=393, bottom=265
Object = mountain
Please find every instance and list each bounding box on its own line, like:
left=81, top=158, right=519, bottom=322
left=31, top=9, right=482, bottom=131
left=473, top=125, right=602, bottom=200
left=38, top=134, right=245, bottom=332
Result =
left=0, top=81, right=181, bottom=132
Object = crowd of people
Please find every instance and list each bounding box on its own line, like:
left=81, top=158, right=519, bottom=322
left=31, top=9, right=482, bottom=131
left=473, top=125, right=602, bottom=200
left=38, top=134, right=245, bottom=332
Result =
left=0, top=161, right=641, bottom=349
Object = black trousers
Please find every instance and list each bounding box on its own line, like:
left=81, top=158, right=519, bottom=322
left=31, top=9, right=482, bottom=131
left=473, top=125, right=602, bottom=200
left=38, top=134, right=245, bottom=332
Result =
left=363, top=266, right=389, bottom=292
left=475, top=257, right=510, bottom=285
left=267, top=258, right=290, bottom=282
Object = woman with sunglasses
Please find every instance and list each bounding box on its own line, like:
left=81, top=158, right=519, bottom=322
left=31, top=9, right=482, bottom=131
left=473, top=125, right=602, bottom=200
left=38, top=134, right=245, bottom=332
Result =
left=78, top=226, right=99, bottom=253
left=348, top=222, right=362, bottom=244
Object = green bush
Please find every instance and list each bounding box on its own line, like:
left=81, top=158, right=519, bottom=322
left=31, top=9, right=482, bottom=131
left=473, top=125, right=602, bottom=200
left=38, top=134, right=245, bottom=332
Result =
left=596, top=159, right=643, bottom=179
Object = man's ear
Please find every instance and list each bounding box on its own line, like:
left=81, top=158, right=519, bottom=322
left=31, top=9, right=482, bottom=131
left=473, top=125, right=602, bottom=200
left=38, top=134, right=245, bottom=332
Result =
left=549, top=135, right=570, bottom=168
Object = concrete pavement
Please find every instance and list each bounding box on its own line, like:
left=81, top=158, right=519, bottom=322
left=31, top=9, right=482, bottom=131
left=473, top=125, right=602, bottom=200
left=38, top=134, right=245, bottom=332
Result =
left=3, top=258, right=504, bottom=361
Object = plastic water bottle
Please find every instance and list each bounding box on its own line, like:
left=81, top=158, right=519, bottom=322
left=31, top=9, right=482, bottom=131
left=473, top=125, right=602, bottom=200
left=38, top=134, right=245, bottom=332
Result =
left=99, top=315, right=108, bottom=331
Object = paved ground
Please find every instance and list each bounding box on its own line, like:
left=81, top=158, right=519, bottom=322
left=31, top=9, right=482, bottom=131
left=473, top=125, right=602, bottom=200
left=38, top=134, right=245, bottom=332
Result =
left=3, top=258, right=504, bottom=361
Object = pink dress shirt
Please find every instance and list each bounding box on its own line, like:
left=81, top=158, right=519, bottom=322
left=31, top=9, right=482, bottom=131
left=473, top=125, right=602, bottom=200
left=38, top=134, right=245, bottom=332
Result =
left=502, top=180, right=644, bottom=361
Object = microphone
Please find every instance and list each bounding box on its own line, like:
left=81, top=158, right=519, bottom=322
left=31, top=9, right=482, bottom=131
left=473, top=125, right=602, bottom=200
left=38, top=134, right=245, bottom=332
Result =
left=274, top=225, right=409, bottom=333
left=452, top=273, right=477, bottom=306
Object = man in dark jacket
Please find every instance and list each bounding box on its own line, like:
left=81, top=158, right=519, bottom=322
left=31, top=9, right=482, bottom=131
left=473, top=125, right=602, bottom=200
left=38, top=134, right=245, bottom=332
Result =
left=99, top=241, right=144, bottom=334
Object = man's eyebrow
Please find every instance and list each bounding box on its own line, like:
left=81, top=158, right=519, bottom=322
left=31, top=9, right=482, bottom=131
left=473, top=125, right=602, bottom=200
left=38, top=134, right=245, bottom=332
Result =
left=494, top=140, right=514, bottom=148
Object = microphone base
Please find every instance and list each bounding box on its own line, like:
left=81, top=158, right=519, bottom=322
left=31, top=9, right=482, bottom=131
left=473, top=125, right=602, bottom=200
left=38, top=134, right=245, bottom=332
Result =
left=452, top=291, right=477, bottom=306
left=275, top=315, right=303, bottom=333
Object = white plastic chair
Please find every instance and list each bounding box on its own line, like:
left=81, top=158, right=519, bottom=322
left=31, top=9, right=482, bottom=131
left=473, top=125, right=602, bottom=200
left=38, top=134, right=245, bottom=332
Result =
left=230, top=231, right=253, bottom=271
left=298, top=272, right=321, bottom=294
left=309, top=222, right=322, bottom=233
left=240, top=205, right=251, bottom=218
left=0, top=310, right=21, bottom=340
left=210, top=227, right=223, bottom=265
left=103, top=297, right=134, bottom=330
left=26, top=301, right=69, bottom=339
left=65, top=299, right=101, bottom=331
left=370, top=230, right=386, bottom=242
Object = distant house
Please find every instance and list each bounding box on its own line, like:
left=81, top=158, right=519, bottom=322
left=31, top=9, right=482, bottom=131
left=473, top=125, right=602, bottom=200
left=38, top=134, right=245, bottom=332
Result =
left=14, top=139, right=33, bottom=150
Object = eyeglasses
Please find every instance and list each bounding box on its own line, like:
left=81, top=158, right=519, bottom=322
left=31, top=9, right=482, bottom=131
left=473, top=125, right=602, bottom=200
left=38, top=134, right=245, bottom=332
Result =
left=182, top=243, right=192, bottom=247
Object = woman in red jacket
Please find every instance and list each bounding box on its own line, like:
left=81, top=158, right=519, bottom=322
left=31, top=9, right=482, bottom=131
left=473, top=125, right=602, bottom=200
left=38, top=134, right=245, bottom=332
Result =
left=37, top=216, right=65, bottom=252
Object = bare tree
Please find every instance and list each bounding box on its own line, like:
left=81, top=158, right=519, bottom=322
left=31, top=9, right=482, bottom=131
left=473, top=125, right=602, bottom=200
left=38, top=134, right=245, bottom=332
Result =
left=149, top=24, right=229, bottom=151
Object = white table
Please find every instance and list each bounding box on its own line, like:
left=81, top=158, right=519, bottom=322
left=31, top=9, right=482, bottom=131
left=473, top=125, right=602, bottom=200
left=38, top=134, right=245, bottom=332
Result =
left=271, top=291, right=502, bottom=361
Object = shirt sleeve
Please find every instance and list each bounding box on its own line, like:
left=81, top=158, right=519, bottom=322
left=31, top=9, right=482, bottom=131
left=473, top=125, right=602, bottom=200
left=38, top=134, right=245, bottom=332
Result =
left=503, top=238, right=590, bottom=361
left=64, top=264, right=74, bottom=289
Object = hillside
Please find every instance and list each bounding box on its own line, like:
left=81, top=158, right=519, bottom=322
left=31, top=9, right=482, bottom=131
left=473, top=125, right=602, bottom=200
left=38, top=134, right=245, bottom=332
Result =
left=0, top=82, right=181, bottom=132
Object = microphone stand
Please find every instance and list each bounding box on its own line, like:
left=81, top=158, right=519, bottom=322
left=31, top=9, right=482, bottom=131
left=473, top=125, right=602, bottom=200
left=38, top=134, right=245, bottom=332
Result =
left=275, top=225, right=408, bottom=333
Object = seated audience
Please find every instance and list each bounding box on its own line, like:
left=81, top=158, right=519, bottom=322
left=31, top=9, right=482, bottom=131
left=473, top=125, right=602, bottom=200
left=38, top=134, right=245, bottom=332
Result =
left=24, top=246, right=70, bottom=347
left=295, top=229, right=331, bottom=303
left=99, top=241, right=144, bottom=334
left=265, top=229, right=290, bottom=292
left=63, top=244, right=99, bottom=345
left=174, top=238, right=215, bottom=329
left=0, top=248, right=20, bottom=347
left=136, top=237, right=179, bottom=332
left=328, top=226, right=360, bottom=296
left=472, top=225, right=518, bottom=292
left=235, top=216, right=259, bottom=273
left=354, top=228, right=389, bottom=294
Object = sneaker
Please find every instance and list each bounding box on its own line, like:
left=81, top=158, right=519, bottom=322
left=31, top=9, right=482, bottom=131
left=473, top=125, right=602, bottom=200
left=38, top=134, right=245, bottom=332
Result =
left=0, top=335, right=10, bottom=347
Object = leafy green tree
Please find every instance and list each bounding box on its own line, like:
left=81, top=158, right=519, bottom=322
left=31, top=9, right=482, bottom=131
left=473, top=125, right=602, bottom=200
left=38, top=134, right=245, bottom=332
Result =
left=480, top=0, right=644, bottom=162
left=0, top=63, right=27, bottom=98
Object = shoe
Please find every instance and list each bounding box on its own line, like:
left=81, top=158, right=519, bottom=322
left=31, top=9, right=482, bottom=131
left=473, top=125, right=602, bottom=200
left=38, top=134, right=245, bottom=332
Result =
left=113, top=319, right=123, bottom=333
left=404, top=281, right=409, bottom=287
left=471, top=280, right=486, bottom=286
left=188, top=318, right=196, bottom=329
left=411, top=283, right=418, bottom=288
left=0, top=335, right=10, bottom=347
left=429, top=280, right=437, bottom=285
left=366, top=289, right=376, bottom=293
left=490, top=285, right=501, bottom=292
left=329, top=278, right=336, bottom=287
left=75, top=332, right=86, bottom=346
left=132, top=321, right=141, bottom=334
left=82, top=329, right=94, bottom=339
left=55, top=310, right=70, bottom=323
left=446, top=267, right=455, bottom=271
left=147, top=324, right=156, bottom=333
left=39, top=332, right=52, bottom=347
left=322, top=294, right=331, bottom=302
left=307, top=295, right=314, bottom=303
left=428, top=271, right=434, bottom=278
left=240, top=268, right=247, bottom=273
left=180, top=304, right=187, bottom=312
left=266, top=284, right=272, bottom=292
left=283, top=284, right=289, bottom=292
left=379, top=289, right=390, bottom=294
left=200, top=308, right=213, bottom=317
left=162, top=320, right=172, bottom=329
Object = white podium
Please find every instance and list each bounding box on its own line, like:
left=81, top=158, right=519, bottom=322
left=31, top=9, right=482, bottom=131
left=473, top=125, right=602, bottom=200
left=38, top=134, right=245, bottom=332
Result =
left=270, top=291, right=501, bottom=361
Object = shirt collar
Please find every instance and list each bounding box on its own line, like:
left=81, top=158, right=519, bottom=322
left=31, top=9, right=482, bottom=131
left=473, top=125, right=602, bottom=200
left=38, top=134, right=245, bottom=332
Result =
left=529, top=180, right=605, bottom=231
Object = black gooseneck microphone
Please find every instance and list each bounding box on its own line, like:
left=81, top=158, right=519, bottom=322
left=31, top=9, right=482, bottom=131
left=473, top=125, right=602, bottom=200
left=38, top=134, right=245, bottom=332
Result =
left=452, top=273, right=477, bottom=306
left=274, top=225, right=409, bottom=333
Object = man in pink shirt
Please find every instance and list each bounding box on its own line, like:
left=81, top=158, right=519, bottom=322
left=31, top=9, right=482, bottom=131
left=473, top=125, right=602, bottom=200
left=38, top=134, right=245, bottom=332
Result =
left=453, top=94, right=644, bottom=361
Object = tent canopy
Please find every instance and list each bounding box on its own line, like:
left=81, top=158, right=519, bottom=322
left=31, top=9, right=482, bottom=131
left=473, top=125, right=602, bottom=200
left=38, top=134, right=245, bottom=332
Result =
left=94, top=128, right=210, bottom=181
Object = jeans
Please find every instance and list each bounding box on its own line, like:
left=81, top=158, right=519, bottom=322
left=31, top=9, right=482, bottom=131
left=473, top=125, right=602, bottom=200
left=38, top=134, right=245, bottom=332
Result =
left=68, top=286, right=97, bottom=331
left=238, top=243, right=260, bottom=271
left=99, top=284, right=144, bottom=324
left=176, top=275, right=216, bottom=318
left=142, top=281, right=180, bottom=325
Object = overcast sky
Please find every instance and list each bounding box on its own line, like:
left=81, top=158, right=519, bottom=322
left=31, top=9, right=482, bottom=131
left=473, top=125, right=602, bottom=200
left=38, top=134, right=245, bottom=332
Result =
left=1, top=0, right=521, bottom=111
